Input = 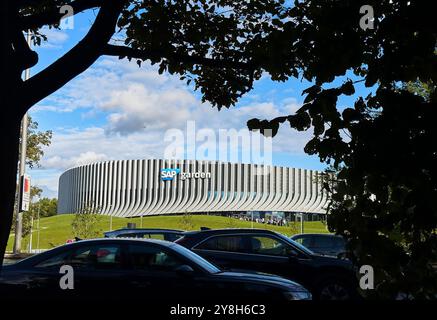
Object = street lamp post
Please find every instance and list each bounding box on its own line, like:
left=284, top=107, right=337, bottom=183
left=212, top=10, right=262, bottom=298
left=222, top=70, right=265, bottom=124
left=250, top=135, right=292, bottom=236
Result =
left=13, top=31, right=32, bottom=254
left=28, top=196, right=40, bottom=253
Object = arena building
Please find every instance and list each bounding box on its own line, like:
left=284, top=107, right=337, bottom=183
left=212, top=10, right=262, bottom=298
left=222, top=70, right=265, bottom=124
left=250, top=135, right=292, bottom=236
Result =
left=57, top=159, right=329, bottom=217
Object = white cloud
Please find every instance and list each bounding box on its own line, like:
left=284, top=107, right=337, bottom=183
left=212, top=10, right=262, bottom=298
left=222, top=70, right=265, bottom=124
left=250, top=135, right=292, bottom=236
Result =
left=102, top=83, right=195, bottom=134
left=38, top=127, right=164, bottom=171
left=29, top=170, right=61, bottom=199
left=38, top=28, right=69, bottom=49
left=43, top=151, right=108, bottom=170
left=35, top=57, right=304, bottom=136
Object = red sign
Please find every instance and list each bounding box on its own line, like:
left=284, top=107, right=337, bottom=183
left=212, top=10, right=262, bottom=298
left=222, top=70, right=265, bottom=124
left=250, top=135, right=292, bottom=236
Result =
left=24, top=177, right=30, bottom=193
left=19, top=174, right=31, bottom=212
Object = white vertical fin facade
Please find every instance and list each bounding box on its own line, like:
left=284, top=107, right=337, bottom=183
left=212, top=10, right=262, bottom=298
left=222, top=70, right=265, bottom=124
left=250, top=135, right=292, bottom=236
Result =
left=58, top=159, right=329, bottom=216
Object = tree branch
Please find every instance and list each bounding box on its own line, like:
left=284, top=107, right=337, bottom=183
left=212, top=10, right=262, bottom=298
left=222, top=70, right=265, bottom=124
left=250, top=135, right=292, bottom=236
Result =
left=103, top=44, right=256, bottom=71
left=20, top=0, right=127, bottom=111
left=19, top=0, right=103, bottom=30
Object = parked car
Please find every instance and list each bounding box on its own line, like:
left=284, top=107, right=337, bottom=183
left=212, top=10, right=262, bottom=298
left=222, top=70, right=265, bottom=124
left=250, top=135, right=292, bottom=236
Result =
left=0, top=238, right=311, bottom=302
left=291, top=234, right=346, bottom=258
left=176, top=229, right=358, bottom=300
left=104, top=228, right=184, bottom=242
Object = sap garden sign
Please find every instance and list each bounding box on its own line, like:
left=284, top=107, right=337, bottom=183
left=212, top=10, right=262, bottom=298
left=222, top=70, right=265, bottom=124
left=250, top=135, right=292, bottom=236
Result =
left=181, top=171, right=212, bottom=180
left=161, top=168, right=180, bottom=181
left=161, top=168, right=211, bottom=181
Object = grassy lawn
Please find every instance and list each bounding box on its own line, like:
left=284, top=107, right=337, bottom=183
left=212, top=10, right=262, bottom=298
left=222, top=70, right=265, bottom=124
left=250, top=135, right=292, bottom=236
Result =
left=6, top=214, right=329, bottom=252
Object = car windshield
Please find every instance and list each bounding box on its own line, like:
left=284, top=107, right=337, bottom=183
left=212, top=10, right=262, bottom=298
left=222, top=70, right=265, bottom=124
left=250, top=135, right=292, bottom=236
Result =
left=275, top=233, right=315, bottom=255
left=170, top=243, right=221, bottom=274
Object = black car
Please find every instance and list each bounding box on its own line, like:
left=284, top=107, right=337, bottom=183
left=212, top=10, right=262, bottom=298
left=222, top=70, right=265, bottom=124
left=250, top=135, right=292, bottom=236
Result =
left=291, top=234, right=346, bottom=258
left=176, top=229, right=358, bottom=300
left=0, top=238, right=311, bottom=302
left=104, top=228, right=184, bottom=242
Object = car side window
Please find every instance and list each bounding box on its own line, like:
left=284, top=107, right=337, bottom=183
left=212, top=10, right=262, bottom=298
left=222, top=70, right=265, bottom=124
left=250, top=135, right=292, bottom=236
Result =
left=165, top=233, right=182, bottom=242
left=70, top=244, right=122, bottom=270
left=303, top=237, right=313, bottom=248
left=313, top=236, right=333, bottom=249
left=117, top=233, right=140, bottom=238
left=294, top=236, right=312, bottom=248
left=34, top=251, right=71, bottom=269
left=247, top=236, right=294, bottom=257
left=195, top=236, right=247, bottom=253
left=120, top=233, right=166, bottom=240
left=128, top=244, right=184, bottom=271
left=147, top=234, right=165, bottom=240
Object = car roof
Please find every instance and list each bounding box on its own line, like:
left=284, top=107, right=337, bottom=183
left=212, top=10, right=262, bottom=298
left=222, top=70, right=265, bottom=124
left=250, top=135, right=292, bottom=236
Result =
left=291, top=233, right=342, bottom=238
left=104, top=228, right=184, bottom=235
left=7, top=238, right=181, bottom=269
left=182, top=228, right=281, bottom=236
left=70, top=237, right=175, bottom=247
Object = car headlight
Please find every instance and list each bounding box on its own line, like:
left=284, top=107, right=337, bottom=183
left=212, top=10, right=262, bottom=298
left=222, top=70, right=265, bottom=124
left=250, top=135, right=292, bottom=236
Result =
left=283, top=290, right=312, bottom=301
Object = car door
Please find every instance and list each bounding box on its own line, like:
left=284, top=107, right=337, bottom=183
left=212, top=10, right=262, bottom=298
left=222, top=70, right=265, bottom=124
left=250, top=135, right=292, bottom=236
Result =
left=312, top=236, right=336, bottom=256
left=10, top=243, right=125, bottom=295
left=293, top=235, right=316, bottom=252
left=67, top=242, right=127, bottom=294
left=191, top=235, right=251, bottom=271
left=196, top=233, right=311, bottom=284
left=16, top=249, right=73, bottom=293
left=242, top=234, right=309, bottom=281
left=125, top=243, right=205, bottom=301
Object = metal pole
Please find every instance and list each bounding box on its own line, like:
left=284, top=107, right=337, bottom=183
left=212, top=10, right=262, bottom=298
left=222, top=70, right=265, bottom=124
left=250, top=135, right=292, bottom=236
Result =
left=13, top=31, right=32, bottom=254
left=36, top=203, right=40, bottom=251
left=29, top=214, right=34, bottom=253
left=251, top=211, right=254, bottom=229
left=300, top=213, right=304, bottom=234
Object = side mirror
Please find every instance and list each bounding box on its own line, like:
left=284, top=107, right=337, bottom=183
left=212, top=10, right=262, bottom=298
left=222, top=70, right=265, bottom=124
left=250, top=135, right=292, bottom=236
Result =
left=337, top=251, right=347, bottom=260
left=287, top=249, right=299, bottom=261
left=174, top=265, right=195, bottom=277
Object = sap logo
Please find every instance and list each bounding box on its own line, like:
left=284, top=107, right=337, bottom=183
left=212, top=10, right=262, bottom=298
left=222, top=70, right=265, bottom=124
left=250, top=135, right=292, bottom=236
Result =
left=161, top=168, right=180, bottom=181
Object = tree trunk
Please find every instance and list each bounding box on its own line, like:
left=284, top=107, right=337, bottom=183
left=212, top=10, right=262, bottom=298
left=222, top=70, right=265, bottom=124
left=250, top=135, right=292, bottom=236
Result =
left=0, top=116, right=21, bottom=271
left=1, top=0, right=26, bottom=271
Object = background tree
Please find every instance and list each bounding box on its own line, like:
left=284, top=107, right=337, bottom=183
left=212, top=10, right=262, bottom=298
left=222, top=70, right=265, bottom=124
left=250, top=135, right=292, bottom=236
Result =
left=23, top=198, right=58, bottom=239
left=246, top=1, right=437, bottom=298
left=225, top=215, right=238, bottom=229
left=288, top=219, right=299, bottom=235
left=11, top=190, right=57, bottom=240
left=11, top=186, right=42, bottom=238
left=10, top=117, right=52, bottom=242
left=178, top=211, right=194, bottom=231
left=32, top=198, right=58, bottom=218
left=1, top=1, right=436, bottom=300
left=404, top=81, right=435, bottom=99
left=71, top=204, right=102, bottom=239
left=23, top=116, right=53, bottom=169
left=30, top=186, right=43, bottom=203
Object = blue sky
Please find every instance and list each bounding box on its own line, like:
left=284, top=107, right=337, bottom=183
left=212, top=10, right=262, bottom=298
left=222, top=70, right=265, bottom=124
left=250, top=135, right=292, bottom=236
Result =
left=28, top=10, right=371, bottom=198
